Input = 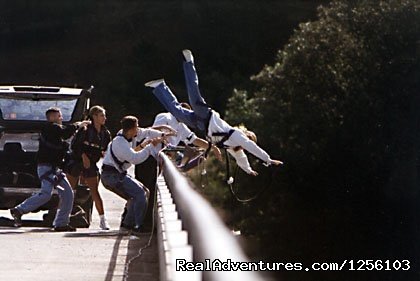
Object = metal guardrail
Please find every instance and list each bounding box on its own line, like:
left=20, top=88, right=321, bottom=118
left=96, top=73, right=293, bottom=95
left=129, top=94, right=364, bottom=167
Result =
left=156, top=153, right=266, bottom=281
left=156, top=174, right=199, bottom=281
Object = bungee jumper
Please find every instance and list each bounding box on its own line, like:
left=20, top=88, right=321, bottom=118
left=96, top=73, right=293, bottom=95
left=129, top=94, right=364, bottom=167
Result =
left=145, top=49, right=283, bottom=177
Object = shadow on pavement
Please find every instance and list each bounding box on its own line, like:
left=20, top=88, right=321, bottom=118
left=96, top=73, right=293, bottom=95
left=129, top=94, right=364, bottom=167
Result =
left=0, top=216, right=51, bottom=227
left=125, top=232, right=159, bottom=281
left=0, top=227, right=54, bottom=234
left=64, top=230, right=129, bottom=238
left=104, top=234, right=125, bottom=281
left=62, top=229, right=159, bottom=281
left=87, top=230, right=159, bottom=281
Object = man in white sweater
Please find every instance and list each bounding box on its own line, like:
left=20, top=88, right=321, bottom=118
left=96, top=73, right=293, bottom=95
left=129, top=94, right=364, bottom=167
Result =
left=146, top=50, right=282, bottom=175
left=101, top=116, right=162, bottom=233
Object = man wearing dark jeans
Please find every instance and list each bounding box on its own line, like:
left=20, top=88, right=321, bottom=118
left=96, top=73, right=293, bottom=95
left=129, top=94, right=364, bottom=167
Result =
left=123, top=124, right=173, bottom=231
left=101, top=116, right=162, bottom=233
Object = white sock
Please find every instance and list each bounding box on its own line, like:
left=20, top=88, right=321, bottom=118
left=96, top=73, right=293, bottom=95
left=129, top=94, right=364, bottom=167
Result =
left=145, top=79, right=164, bottom=88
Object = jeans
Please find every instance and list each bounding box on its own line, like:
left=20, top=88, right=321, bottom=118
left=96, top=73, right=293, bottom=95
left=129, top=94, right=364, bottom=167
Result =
left=135, top=156, right=158, bottom=227
left=152, top=61, right=211, bottom=132
left=16, top=164, right=74, bottom=227
left=101, top=170, right=148, bottom=228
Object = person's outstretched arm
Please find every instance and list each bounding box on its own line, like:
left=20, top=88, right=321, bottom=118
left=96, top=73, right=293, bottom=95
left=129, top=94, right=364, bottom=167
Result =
left=151, top=124, right=177, bottom=136
left=227, top=149, right=258, bottom=176
left=230, top=130, right=283, bottom=166
left=113, top=138, right=156, bottom=166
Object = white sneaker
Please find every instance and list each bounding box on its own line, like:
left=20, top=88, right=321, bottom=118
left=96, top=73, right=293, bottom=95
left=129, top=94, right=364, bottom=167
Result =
left=99, top=217, right=110, bottom=230
left=145, top=79, right=165, bottom=88
left=182, top=49, right=194, bottom=63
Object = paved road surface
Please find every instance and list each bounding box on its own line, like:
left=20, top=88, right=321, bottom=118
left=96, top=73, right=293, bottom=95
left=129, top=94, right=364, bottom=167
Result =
left=0, top=182, right=159, bottom=281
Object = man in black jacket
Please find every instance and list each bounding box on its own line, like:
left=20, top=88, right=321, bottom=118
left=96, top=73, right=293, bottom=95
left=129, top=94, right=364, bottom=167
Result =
left=10, top=107, right=90, bottom=231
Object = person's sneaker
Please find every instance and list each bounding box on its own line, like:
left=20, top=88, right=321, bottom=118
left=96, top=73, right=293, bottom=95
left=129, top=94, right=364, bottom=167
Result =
left=53, top=225, right=76, bottom=232
left=119, top=223, right=133, bottom=234
left=131, top=226, right=142, bottom=236
left=144, top=79, right=165, bottom=88
left=182, top=49, right=194, bottom=63
left=99, top=217, right=110, bottom=230
left=10, top=208, right=22, bottom=227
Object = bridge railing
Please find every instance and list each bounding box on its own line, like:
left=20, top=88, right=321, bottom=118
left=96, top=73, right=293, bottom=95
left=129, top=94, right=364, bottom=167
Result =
left=156, top=152, right=267, bottom=281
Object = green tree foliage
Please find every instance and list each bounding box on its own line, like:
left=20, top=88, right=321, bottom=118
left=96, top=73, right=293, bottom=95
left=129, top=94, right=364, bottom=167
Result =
left=220, top=1, right=420, bottom=279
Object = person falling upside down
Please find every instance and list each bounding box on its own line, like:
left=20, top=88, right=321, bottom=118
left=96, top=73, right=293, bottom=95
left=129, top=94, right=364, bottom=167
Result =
left=145, top=50, right=283, bottom=176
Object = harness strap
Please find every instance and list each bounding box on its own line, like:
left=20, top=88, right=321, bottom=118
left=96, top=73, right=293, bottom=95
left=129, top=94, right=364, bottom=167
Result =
left=82, top=126, right=108, bottom=151
left=83, top=141, right=103, bottom=150
left=110, top=134, right=130, bottom=172
left=203, top=110, right=212, bottom=136
left=212, top=129, right=235, bottom=148
left=102, top=164, right=127, bottom=175
left=110, top=143, right=128, bottom=172
left=136, top=138, right=145, bottom=147
left=186, top=133, right=194, bottom=142
left=224, top=149, right=231, bottom=182
left=39, top=168, right=65, bottom=188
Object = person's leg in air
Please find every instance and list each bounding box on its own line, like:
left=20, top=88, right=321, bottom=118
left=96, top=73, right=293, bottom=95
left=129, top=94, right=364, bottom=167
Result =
left=182, top=49, right=212, bottom=128
left=146, top=79, right=200, bottom=129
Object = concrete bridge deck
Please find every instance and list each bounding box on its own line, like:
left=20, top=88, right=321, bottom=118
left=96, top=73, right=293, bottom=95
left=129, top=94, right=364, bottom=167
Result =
left=0, top=183, right=159, bottom=281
